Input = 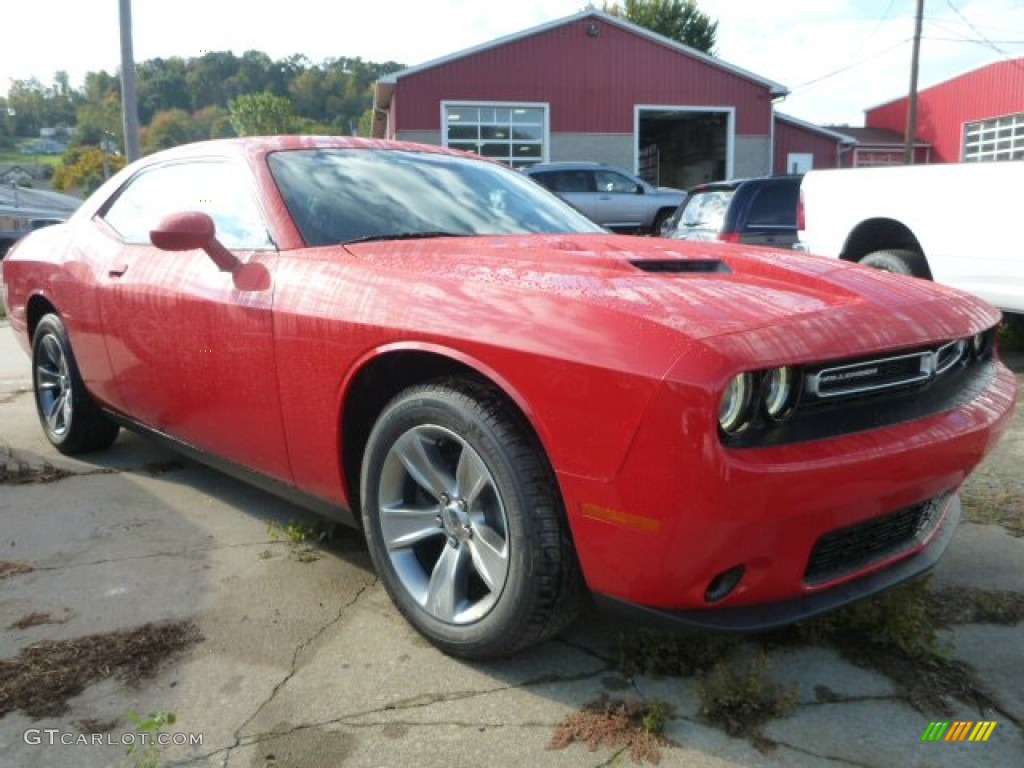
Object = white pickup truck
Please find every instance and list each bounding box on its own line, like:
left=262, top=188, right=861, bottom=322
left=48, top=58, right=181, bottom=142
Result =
left=796, top=161, right=1024, bottom=319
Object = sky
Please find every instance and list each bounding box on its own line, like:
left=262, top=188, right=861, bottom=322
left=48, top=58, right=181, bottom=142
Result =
left=2, top=0, right=1023, bottom=127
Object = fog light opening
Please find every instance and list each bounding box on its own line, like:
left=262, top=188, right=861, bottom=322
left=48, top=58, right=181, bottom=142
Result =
left=704, top=564, right=746, bottom=603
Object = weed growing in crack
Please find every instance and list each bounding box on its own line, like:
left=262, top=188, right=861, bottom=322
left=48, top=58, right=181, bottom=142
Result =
left=797, top=576, right=943, bottom=661
left=125, top=709, right=176, bottom=768
left=619, top=629, right=740, bottom=678
left=697, top=653, right=798, bottom=749
left=266, top=518, right=330, bottom=562
left=784, top=576, right=1001, bottom=716
left=548, top=694, right=676, bottom=765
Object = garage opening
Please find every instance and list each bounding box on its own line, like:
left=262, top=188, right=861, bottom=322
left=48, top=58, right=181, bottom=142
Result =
left=636, top=108, right=732, bottom=189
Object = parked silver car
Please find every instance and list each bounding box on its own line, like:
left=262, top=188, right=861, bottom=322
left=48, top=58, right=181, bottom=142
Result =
left=521, top=162, right=685, bottom=233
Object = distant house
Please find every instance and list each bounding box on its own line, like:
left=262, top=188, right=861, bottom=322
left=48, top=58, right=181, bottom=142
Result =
left=865, top=57, right=1024, bottom=163
left=772, top=114, right=855, bottom=174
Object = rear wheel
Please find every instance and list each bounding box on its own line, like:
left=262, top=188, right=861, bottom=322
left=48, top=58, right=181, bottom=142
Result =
left=32, top=313, right=119, bottom=454
left=859, top=248, right=924, bottom=277
left=360, top=380, right=583, bottom=658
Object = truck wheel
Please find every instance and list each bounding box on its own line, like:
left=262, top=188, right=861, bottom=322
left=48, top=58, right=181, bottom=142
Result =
left=360, top=380, right=583, bottom=658
left=859, top=249, right=922, bottom=277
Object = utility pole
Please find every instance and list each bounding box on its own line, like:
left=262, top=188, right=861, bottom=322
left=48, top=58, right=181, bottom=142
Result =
left=904, top=0, right=925, bottom=165
left=119, top=0, right=141, bottom=161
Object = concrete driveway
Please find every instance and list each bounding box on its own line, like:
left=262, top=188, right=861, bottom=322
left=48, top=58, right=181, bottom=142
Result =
left=1, top=316, right=1022, bottom=767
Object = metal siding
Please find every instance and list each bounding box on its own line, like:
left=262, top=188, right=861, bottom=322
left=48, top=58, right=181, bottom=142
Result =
left=773, top=121, right=842, bottom=173
left=395, top=18, right=772, bottom=135
left=867, top=59, right=1024, bottom=162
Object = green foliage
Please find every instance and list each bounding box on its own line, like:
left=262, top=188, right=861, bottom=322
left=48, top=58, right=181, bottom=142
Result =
left=797, top=576, right=942, bottom=661
left=697, top=654, right=798, bottom=740
left=4, top=51, right=404, bottom=153
left=52, top=146, right=126, bottom=194
left=124, top=709, right=176, bottom=768
left=229, top=92, right=298, bottom=136
left=619, top=628, right=739, bottom=677
left=603, top=0, right=718, bottom=53
left=143, top=109, right=195, bottom=153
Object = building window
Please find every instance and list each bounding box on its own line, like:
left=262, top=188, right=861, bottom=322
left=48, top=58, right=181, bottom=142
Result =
left=963, top=112, right=1024, bottom=162
left=443, top=103, right=547, bottom=168
left=854, top=150, right=902, bottom=167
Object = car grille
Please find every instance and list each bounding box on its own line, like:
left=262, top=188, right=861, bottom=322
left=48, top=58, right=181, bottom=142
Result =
left=805, top=341, right=967, bottom=401
left=804, top=492, right=950, bottom=585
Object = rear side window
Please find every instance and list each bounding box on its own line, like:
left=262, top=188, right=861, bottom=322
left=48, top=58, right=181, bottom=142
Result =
left=744, top=183, right=799, bottom=228
left=101, top=161, right=274, bottom=249
left=680, top=189, right=734, bottom=232
left=531, top=170, right=594, bottom=193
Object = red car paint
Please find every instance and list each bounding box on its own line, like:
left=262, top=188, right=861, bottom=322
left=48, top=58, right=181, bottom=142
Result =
left=2, top=137, right=1015, bottom=621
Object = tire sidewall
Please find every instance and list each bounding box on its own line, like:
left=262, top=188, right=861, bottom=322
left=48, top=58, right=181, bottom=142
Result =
left=361, top=387, right=547, bottom=656
left=31, top=314, right=75, bottom=448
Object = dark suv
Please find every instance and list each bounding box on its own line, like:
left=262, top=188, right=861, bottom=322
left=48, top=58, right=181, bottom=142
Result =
left=661, top=175, right=801, bottom=247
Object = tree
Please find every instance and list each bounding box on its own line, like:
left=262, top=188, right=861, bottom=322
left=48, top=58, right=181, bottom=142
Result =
left=603, top=0, right=717, bottom=54
left=53, top=146, right=127, bottom=194
left=228, top=92, right=297, bottom=136
left=142, top=108, right=195, bottom=153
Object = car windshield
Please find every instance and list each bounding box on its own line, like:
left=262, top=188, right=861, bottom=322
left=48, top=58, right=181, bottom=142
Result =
left=268, top=148, right=604, bottom=247
left=679, top=189, right=734, bottom=231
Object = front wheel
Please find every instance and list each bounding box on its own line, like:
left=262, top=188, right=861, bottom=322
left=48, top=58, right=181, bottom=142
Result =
left=32, top=313, right=119, bottom=454
left=360, top=380, right=583, bottom=658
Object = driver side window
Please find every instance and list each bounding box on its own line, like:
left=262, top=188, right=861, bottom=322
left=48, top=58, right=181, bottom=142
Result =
left=101, top=161, right=274, bottom=250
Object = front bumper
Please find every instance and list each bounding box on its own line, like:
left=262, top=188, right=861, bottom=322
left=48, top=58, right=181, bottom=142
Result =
left=592, top=494, right=960, bottom=632
left=561, top=359, right=1015, bottom=617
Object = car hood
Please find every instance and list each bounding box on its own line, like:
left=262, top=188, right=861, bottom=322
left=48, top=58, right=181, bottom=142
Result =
left=341, top=233, right=999, bottom=369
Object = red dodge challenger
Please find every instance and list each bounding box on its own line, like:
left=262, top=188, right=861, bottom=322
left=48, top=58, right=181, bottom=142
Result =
left=2, top=137, right=1016, bottom=658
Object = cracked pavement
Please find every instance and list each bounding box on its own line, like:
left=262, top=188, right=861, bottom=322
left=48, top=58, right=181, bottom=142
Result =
left=1, top=319, right=1022, bottom=767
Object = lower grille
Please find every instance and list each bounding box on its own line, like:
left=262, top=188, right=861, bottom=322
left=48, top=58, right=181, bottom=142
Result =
left=805, top=493, right=950, bottom=585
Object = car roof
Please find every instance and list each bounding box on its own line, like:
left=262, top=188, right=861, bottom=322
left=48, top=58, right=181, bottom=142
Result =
left=522, top=162, right=632, bottom=173
left=689, top=174, right=803, bottom=194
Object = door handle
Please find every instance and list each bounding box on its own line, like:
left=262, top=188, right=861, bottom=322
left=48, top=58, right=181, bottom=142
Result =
left=108, top=263, right=129, bottom=277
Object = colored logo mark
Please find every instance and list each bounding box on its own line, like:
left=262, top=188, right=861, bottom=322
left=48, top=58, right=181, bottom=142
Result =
left=921, top=721, right=997, bottom=742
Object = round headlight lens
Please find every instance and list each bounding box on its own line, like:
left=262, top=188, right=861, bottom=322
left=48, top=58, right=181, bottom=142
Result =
left=763, top=366, right=795, bottom=420
left=719, top=373, right=753, bottom=434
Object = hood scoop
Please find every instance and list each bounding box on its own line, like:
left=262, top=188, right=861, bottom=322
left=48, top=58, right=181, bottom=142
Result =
left=629, top=259, right=730, bottom=274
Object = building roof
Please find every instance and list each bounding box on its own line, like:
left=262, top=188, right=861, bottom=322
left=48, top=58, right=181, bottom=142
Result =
left=376, top=9, right=789, bottom=105
left=0, top=183, right=82, bottom=221
left=866, top=55, right=1024, bottom=113
left=775, top=113, right=856, bottom=143
left=823, top=126, right=929, bottom=147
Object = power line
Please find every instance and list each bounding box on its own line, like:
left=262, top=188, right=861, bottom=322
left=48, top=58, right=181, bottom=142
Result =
left=789, top=38, right=912, bottom=92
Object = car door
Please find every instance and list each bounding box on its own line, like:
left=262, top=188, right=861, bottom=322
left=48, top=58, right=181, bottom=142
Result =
left=94, top=159, right=293, bottom=483
left=586, top=169, right=650, bottom=229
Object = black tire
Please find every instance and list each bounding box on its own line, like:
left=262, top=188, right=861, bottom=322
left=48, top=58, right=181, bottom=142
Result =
left=859, top=248, right=922, bottom=277
left=360, top=379, right=583, bottom=658
left=31, top=313, right=119, bottom=455
left=651, top=208, right=674, bottom=235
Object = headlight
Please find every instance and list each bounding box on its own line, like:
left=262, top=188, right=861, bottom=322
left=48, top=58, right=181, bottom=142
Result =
left=763, top=366, right=796, bottom=420
left=719, top=373, right=754, bottom=434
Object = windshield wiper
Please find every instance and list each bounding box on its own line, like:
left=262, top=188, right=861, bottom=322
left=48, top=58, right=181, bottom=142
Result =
left=343, top=231, right=469, bottom=245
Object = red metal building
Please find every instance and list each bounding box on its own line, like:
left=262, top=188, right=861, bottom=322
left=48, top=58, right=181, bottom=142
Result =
left=866, top=57, right=1024, bottom=163
left=772, top=114, right=854, bottom=174
left=374, top=9, right=789, bottom=187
